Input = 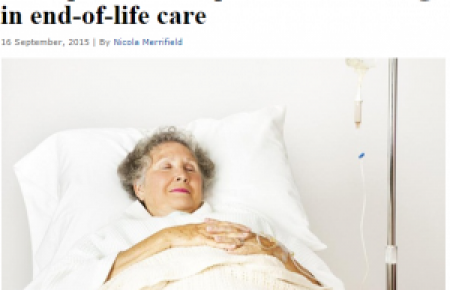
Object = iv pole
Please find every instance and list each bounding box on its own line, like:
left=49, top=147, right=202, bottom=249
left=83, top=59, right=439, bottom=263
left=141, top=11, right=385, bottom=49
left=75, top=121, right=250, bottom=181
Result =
left=386, top=58, right=398, bottom=290
left=345, top=58, right=398, bottom=290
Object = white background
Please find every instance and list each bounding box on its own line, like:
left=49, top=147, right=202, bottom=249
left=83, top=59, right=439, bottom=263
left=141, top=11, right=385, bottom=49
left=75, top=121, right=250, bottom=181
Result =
left=1, top=1, right=449, bottom=290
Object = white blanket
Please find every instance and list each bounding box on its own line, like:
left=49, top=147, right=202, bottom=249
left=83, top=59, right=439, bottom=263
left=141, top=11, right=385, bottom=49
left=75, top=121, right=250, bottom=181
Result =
left=25, top=201, right=344, bottom=290
left=100, top=247, right=330, bottom=290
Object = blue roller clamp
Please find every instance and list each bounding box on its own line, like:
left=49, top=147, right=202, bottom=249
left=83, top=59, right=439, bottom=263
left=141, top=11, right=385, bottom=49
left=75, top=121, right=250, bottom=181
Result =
left=359, top=153, right=365, bottom=159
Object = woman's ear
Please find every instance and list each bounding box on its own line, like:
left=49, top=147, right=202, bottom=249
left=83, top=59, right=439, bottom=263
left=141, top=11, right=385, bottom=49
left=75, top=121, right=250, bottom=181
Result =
left=133, top=183, right=144, bottom=201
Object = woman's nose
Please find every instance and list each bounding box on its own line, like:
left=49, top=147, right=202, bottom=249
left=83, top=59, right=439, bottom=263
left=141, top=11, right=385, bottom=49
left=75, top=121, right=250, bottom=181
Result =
left=175, top=175, right=188, bottom=183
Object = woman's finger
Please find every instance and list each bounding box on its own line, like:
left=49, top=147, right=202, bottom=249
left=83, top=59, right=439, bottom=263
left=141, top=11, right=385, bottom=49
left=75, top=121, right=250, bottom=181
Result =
left=205, top=225, right=244, bottom=233
left=205, top=224, right=251, bottom=234
left=175, top=224, right=250, bottom=251
left=212, top=235, right=245, bottom=245
left=210, top=231, right=253, bottom=240
left=201, top=236, right=239, bottom=250
left=209, top=220, right=252, bottom=232
left=204, top=218, right=251, bottom=232
left=203, top=227, right=254, bottom=243
left=199, top=228, right=253, bottom=243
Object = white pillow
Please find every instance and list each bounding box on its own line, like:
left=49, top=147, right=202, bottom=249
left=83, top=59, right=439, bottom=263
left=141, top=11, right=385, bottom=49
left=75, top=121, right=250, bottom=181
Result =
left=15, top=128, right=143, bottom=277
left=14, top=106, right=326, bottom=277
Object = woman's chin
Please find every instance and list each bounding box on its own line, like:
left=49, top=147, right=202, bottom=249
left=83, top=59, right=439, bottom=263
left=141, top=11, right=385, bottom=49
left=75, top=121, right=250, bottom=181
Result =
left=170, top=200, right=200, bottom=213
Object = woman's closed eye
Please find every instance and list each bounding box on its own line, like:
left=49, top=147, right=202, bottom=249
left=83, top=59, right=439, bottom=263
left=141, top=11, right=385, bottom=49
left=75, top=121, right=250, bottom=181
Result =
left=185, top=165, right=195, bottom=172
left=160, top=164, right=195, bottom=172
left=161, top=163, right=172, bottom=170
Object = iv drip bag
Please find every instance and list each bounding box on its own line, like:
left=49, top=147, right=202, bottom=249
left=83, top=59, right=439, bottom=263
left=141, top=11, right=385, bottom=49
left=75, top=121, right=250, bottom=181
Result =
left=346, top=58, right=375, bottom=128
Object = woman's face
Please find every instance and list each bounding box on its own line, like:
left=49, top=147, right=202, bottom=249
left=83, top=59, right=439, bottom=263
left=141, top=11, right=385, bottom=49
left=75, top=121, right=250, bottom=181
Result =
left=134, top=142, right=203, bottom=216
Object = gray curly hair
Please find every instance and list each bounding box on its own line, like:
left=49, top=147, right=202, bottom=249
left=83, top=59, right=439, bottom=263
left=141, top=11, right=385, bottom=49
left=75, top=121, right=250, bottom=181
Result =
left=117, top=127, right=215, bottom=201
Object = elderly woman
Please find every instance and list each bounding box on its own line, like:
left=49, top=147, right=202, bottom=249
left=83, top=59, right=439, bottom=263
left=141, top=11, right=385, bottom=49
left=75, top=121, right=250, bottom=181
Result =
left=25, top=127, right=323, bottom=290
left=110, top=127, right=322, bottom=286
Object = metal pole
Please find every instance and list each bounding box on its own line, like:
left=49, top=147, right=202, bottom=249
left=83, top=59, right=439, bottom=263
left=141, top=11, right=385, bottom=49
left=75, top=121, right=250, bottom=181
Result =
left=387, top=58, right=398, bottom=290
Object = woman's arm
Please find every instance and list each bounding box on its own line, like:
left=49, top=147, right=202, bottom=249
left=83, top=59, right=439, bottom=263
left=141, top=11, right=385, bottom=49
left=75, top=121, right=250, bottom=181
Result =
left=105, top=220, right=252, bottom=282
left=106, top=228, right=169, bottom=282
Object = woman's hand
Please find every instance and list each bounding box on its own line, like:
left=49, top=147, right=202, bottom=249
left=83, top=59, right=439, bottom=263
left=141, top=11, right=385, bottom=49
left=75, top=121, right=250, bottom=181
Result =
left=230, top=235, right=322, bottom=286
left=106, top=219, right=251, bottom=282
left=164, top=218, right=253, bottom=250
left=228, top=234, right=277, bottom=256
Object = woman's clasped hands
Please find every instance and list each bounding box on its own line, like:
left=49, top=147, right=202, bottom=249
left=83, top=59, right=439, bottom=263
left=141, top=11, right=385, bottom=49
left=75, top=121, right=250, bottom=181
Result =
left=164, top=218, right=282, bottom=259
left=165, top=218, right=256, bottom=251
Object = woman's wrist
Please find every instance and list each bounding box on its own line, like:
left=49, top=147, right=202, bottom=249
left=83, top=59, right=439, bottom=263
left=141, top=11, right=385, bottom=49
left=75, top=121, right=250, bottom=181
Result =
left=261, top=237, right=322, bottom=287
left=284, top=254, right=322, bottom=286
left=157, top=227, right=176, bottom=249
left=269, top=245, right=286, bottom=264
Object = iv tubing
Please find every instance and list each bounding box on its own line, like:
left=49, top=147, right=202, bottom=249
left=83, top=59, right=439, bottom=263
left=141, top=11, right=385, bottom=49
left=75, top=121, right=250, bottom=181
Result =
left=356, top=129, right=369, bottom=290
left=359, top=157, right=369, bottom=290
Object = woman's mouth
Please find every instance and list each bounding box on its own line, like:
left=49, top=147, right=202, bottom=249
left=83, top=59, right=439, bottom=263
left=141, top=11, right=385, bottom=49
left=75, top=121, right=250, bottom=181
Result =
left=171, top=188, right=190, bottom=193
